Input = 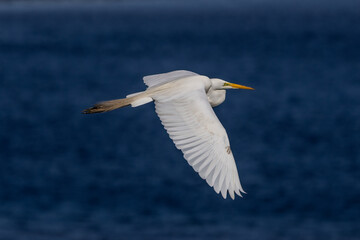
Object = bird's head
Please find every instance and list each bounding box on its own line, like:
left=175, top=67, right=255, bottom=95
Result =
left=211, top=78, right=254, bottom=91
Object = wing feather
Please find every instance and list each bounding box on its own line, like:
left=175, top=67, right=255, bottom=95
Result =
left=143, top=70, right=199, bottom=88
left=212, top=162, right=222, bottom=187
left=153, top=85, right=244, bottom=199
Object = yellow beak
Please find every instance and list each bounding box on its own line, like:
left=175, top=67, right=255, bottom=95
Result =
left=225, top=82, right=255, bottom=90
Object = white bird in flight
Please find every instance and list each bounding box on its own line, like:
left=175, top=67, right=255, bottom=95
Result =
left=83, top=70, right=254, bottom=199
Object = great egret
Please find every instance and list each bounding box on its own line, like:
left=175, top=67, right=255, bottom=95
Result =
left=83, top=70, right=254, bottom=199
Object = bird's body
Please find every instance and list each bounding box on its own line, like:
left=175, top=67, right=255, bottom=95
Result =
left=83, top=70, right=254, bottom=199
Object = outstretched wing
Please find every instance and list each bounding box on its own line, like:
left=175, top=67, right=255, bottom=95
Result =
left=143, top=70, right=198, bottom=88
left=154, top=87, right=245, bottom=199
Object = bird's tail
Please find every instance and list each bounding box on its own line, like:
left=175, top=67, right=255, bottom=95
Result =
left=82, top=97, right=133, bottom=114
left=82, top=91, right=153, bottom=114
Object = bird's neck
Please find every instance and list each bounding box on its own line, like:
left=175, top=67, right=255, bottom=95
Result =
left=206, top=88, right=226, bottom=107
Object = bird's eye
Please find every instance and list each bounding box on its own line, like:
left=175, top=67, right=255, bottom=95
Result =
left=223, top=82, right=230, bottom=86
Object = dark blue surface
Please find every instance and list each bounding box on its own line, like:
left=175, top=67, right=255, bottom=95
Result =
left=0, top=3, right=359, bottom=239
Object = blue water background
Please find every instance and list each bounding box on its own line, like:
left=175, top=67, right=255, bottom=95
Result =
left=0, top=3, right=359, bottom=239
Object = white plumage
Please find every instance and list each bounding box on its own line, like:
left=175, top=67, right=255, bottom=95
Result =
left=83, top=70, right=254, bottom=199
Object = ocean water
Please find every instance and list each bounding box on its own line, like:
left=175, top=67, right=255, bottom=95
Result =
left=0, top=3, right=359, bottom=239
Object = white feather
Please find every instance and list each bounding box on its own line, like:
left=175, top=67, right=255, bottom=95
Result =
left=151, top=79, right=244, bottom=199
left=131, top=97, right=153, bottom=107
left=144, top=70, right=198, bottom=88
